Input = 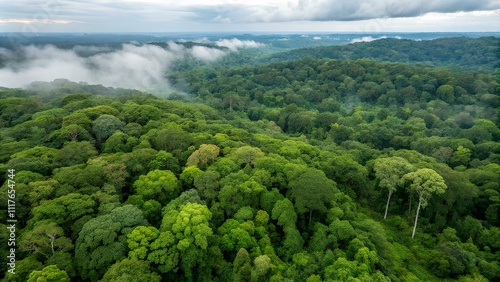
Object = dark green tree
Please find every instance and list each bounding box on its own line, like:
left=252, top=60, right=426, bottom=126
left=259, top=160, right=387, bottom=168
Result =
left=75, top=205, right=147, bottom=281
left=92, top=114, right=125, bottom=143
left=288, top=169, right=336, bottom=225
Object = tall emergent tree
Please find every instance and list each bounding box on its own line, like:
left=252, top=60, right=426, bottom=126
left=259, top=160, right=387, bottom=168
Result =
left=373, top=157, right=414, bottom=219
left=403, top=168, right=447, bottom=239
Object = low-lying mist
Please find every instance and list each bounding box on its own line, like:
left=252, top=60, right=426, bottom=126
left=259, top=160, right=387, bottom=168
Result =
left=0, top=38, right=263, bottom=95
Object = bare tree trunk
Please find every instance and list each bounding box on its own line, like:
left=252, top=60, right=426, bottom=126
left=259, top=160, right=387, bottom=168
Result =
left=49, top=235, right=55, bottom=255
left=412, top=198, right=422, bottom=239
left=384, top=190, right=392, bottom=219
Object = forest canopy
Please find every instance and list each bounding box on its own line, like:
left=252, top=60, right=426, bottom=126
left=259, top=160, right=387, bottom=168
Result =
left=0, top=36, right=499, bottom=281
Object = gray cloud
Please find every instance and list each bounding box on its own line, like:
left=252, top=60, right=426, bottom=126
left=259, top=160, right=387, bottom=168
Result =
left=189, top=0, right=500, bottom=22
left=1, top=0, right=497, bottom=32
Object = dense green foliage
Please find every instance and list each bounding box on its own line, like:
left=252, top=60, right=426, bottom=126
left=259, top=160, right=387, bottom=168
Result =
left=265, top=37, right=500, bottom=71
left=1, top=37, right=499, bottom=281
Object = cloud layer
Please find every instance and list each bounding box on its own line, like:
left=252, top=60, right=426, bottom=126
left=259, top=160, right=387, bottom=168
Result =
left=194, top=0, right=500, bottom=22
left=0, top=44, right=174, bottom=93
left=1, top=0, right=498, bottom=32
left=0, top=38, right=264, bottom=93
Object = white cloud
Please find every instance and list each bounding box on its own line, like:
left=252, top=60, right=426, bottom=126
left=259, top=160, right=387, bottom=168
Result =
left=215, top=38, right=264, bottom=51
left=190, top=45, right=227, bottom=62
left=166, top=41, right=228, bottom=61
left=0, top=41, right=247, bottom=92
left=0, top=44, right=175, bottom=93
left=349, top=35, right=405, bottom=43
left=351, top=36, right=387, bottom=43
left=0, top=36, right=267, bottom=92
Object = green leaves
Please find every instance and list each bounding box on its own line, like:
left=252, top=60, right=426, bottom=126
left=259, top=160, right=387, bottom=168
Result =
left=218, top=219, right=257, bottom=252
left=28, top=265, right=70, bottom=282
left=374, top=157, right=414, bottom=193
left=28, top=193, right=96, bottom=237
left=404, top=168, right=447, bottom=208
left=186, top=144, right=220, bottom=168
left=218, top=170, right=265, bottom=216
left=232, top=146, right=265, bottom=167
left=133, top=169, right=180, bottom=204
left=374, top=157, right=415, bottom=219
left=20, top=222, right=73, bottom=259
left=127, top=226, right=160, bottom=260
left=288, top=168, right=336, bottom=224
left=404, top=168, right=447, bottom=239
left=127, top=202, right=213, bottom=274
left=171, top=203, right=213, bottom=250
left=92, top=114, right=125, bottom=142
left=147, top=231, right=178, bottom=273
left=101, top=258, right=161, bottom=282
left=1, top=39, right=499, bottom=281
left=75, top=205, right=147, bottom=281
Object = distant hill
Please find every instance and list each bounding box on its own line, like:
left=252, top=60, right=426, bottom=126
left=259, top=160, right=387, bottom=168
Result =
left=264, top=37, right=500, bottom=71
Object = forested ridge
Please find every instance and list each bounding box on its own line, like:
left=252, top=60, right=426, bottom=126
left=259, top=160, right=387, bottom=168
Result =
left=0, top=37, right=499, bottom=281
left=262, top=37, right=500, bottom=71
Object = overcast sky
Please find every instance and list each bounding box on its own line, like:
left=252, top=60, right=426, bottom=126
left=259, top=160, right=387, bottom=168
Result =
left=0, top=0, right=499, bottom=33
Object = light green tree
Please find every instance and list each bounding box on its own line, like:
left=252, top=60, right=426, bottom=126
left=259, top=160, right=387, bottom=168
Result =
left=127, top=226, right=160, bottom=260
left=101, top=258, right=161, bottom=282
left=373, top=157, right=414, bottom=219
left=403, top=168, right=448, bottom=239
left=146, top=230, right=179, bottom=273
left=233, top=248, right=252, bottom=282
left=27, top=265, right=70, bottom=282
left=179, top=165, right=203, bottom=187
left=133, top=169, right=180, bottom=204
left=232, top=146, right=265, bottom=167
left=254, top=255, right=272, bottom=277
left=450, top=145, right=471, bottom=167
left=186, top=144, right=220, bottom=168
left=136, top=202, right=214, bottom=277
left=168, top=202, right=213, bottom=251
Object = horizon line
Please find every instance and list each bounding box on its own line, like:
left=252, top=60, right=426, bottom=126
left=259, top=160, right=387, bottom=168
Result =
left=1, top=31, right=500, bottom=35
